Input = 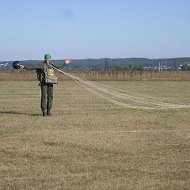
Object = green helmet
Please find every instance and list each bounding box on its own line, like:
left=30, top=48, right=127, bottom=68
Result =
left=44, top=54, right=51, bottom=59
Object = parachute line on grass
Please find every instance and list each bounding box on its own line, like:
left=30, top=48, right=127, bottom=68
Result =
left=50, top=64, right=190, bottom=110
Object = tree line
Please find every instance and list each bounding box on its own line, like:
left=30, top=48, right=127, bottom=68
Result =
left=1, top=57, right=190, bottom=71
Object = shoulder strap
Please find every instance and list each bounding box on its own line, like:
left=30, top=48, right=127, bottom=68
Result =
left=44, top=63, right=47, bottom=71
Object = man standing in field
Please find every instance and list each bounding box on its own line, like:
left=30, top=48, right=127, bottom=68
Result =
left=38, top=53, right=58, bottom=117
left=37, top=54, right=70, bottom=116
left=13, top=54, right=71, bottom=117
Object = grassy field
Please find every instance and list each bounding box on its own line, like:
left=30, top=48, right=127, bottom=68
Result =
left=1, top=70, right=190, bottom=81
left=0, top=80, right=190, bottom=190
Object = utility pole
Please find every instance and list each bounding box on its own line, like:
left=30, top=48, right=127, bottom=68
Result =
left=158, top=62, right=161, bottom=71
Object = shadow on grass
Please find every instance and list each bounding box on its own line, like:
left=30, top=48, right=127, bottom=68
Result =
left=0, top=111, right=41, bottom=116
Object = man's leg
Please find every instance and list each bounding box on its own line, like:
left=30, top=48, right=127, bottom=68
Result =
left=47, top=84, right=53, bottom=116
left=41, top=83, right=47, bottom=116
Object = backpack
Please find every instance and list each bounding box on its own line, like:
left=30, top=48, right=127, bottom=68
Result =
left=44, top=64, right=58, bottom=84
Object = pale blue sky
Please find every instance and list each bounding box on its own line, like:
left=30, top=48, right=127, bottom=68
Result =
left=0, top=0, right=190, bottom=60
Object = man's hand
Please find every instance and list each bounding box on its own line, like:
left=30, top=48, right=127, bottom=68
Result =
left=19, top=64, right=25, bottom=69
left=12, top=61, right=25, bottom=69
left=64, top=59, right=72, bottom=65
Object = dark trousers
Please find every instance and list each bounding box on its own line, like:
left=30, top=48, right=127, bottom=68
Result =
left=40, top=83, right=53, bottom=111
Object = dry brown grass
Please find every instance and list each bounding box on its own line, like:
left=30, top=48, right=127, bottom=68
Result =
left=0, top=81, right=190, bottom=189
left=1, top=70, right=190, bottom=81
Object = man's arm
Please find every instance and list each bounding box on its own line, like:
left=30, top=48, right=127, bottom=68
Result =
left=12, top=61, right=43, bottom=70
left=55, top=59, right=72, bottom=69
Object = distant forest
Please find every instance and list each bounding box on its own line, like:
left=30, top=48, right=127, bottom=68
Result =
left=1, top=57, right=190, bottom=70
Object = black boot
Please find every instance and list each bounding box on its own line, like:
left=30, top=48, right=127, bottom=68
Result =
left=42, top=110, right=46, bottom=117
left=47, top=110, right=52, bottom=116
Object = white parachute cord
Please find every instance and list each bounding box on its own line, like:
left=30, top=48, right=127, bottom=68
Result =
left=74, top=80, right=155, bottom=109
left=90, top=81, right=190, bottom=107
left=75, top=79, right=190, bottom=109
left=50, top=65, right=155, bottom=108
left=81, top=80, right=177, bottom=108
left=90, top=81, right=190, bottom=108
left=50, top=64, right=190, bottom=109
